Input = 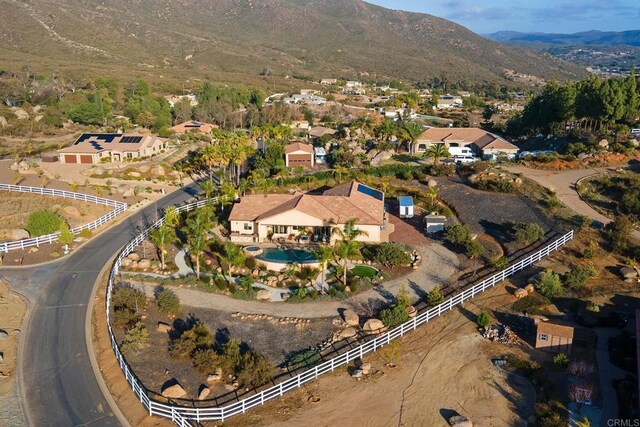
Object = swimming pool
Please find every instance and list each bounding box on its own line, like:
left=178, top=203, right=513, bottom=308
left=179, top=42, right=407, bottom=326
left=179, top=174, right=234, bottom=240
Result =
left=257, top=248, right=317, bottom=264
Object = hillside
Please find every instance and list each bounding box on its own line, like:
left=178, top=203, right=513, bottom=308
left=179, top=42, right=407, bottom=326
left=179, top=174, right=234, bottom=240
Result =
left=0, top=0, right=584, bottom=87
left=486, top=30, right=640, bottom=47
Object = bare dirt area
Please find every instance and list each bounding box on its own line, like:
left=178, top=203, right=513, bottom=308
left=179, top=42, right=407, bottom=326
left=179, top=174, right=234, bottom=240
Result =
left=0, top=190, right=112, bottom=241
left=223, top=283, right=536, bottom=427
left=0, top=278, right=28, bottom=427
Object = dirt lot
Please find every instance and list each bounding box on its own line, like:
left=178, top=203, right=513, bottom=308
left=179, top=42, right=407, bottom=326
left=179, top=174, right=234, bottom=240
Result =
left=0, top=279, right=28, bottom=427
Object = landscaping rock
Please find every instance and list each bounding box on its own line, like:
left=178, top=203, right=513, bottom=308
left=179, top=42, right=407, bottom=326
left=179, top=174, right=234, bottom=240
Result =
left=161, top=381, right=187, bottom=398
left=514, top=288, right=528, bottom=299
left=620, top=267, right=638, bottom=279
left=256, top=289, right=271, bottom=300
left=360, top=362, right=371, bottom=375
left=407, top=305, right=417, bottom=318
left=129, top=172, right=141, bottom=178
left=207, top=373, right=222, bottom=382
left=156, top=322, right=172, bottom=333
left=449, top=415, right=473, bottom=427
left=63, top=206, right=81, bottom=217
left=427, top=178, right=438, bottom=187
left=10, top=229, right=30, bottom=240
left=338, top=327, right=357, bottom=339
left=120, top=258, right=132, bottom=268
left=198, top=386, right=210, bottom=400
left=0, top=330, right=8, bottom=340
left=342, top=309, right=360, bottom=327
left=28, top=247, right=39, bottom=254
left=351, top=369, right=363, bottom=379
left=123, top=189, right=135, bottom=198
left=127, top=252, right=141, bottom=261
left=0, top=116, right=7, bottom=127
left=152, top=166, right=165, bottom=176
left=224, top=383, right=237, bottom=391
left=598, top=139, right=609, bottom=149
left=137, top=259, right=152, bottom=270
left=524, top=284, right=535, bottom=293
left=12, top=108, right=29, bottom=120
left=362, top=318, right=385, bottom=334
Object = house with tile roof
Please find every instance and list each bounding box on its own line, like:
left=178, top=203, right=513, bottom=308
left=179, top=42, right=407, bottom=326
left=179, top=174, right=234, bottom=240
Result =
left=284, top=142, right=315, bottom=168
left=414, top=127, right=518, bottom=159
left=170, top=120, right=218, bottom=134
left=58, top=133, right=165, bottom=164
left=228, top=181, right=388, bottom=244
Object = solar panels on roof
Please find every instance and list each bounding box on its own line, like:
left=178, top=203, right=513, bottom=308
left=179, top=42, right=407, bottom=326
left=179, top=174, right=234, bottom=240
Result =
left=75, top=133, right=122, bottom=144
left=357, top=183, right=384, bottom=201
left=120, top=136, right=143, bottom=143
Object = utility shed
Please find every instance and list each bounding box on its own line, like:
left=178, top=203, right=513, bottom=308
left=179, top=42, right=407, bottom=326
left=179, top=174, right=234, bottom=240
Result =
left=398, top=196, right=414, bottom=218
left=424, top=212, right=446, bottom=234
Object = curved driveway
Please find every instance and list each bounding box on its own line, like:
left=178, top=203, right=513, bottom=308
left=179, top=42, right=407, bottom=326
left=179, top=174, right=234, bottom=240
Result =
left=0, top=182, right=201, bottom=427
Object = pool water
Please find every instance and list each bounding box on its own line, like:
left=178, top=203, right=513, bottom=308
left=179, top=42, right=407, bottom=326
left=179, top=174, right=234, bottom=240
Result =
left=351, top=265, right=378, bottom=278
left=257, top=248, right=317, bottom=264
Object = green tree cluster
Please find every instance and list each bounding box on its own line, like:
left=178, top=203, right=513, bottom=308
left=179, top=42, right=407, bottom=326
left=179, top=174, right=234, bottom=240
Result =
left=26, top=209, right=64, bottom=237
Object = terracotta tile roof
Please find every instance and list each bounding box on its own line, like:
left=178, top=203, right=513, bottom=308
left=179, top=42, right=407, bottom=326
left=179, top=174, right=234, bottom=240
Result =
left=309, top=126, right=336, bottom=138
left=284, top=142, right=314, bottom=155
left=474, top=136, right=519, bottom=151
left=59, top=134, right=160, bottom=154
left=418, top=127, right=495, bottom=143
left=229, top=193, right=298, bottom=221
left=170, top=121, right=218, bottom=134
left=536, top=321, right=574, bottom=339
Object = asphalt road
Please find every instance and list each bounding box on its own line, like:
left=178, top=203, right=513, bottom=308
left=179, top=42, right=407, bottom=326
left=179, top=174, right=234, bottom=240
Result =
left=1, top=182, right=202, bottom=427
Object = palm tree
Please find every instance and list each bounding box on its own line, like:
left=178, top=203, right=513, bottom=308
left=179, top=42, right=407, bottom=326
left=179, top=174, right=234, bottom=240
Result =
left=200, top=179, right=215, bottom=200
left=238, top=178, right=249, bottom=197
left=426, top=186, right=438, bottom=208
left=260, top=178, right=275, bottom=196
left=332, top=218, right=368, bottom=287
left=426, top=143, right=450, bottom=165
left=182, top=207, right=215, bottom=279
left=150, top=224, right=178, bottom=270
left=218, top=242, right=245, bottom=280
left=164, top=205, right=179, bottom=227
left=333, top=165, right=349, bottom=184
left=312, top=245, right=334, bottom=294
left=400, top=122, right=423, bottom=155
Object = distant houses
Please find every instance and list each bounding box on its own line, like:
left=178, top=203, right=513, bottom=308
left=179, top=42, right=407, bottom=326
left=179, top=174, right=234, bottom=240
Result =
left=436, top=95, right=463, bottom=110
left=170, top=120, right=218, bottom=134
left=320, top=78, right=338, bottom=86
left=59, top=133, right=165, bottom=164
left=414, top=127, right=519, bottom=159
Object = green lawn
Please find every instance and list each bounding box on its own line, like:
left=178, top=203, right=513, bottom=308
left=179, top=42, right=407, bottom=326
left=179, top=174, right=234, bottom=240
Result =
left=351, top=265, right=378, bottom=278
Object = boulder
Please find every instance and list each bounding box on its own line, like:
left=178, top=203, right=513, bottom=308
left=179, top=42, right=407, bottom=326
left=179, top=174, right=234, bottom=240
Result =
left=18, top=160, right=30, bottom=170
left=524, top=284, right=535, bottom=293
left=207, top=373, right=222, bottom=382
left=342, top=309, right=360, bottom=327
left=360, top=362, right=371, bottom=375
left=362, top=318, right=385, bottom=334
left=11, top=229, right=30, bottom=240
left=514, top=288, right=528, bottom=299
left=0, top=329, right=8, bottom=340
left=129, top=172, right=141, bottom=178
left=28, top=247, right=39, bottom=254
left=224, top=383, right=237, bottom=391
left=468, top=174, right=480, bottom=183
left=407, top=305, right=417, bottom=318
left=34, top=115, right=43, bottom=122
left=138, top=165, right=151, bottom=173
left=123, top=189, right=135, bottom=198
left=198, top=386, right=210, bottom=400
left=427, top=179, right=438, bottom=187
left=156, top=322, right=172, bottom=333
left=620, top=267, right=638, bottom=279
left=152, top=166, right=165, bottom=176
left=63, top=206, right=81, bottom=217
left=137, top=259, right=152, bottom=270
left=351, top=369, right=363, bottom=379
left=450, top=415, right=473, bottom=427
left=9, top=162, right=19, bottom=171
left=598, top=139, right=609, bottom=148
left=127, top=252, right=141, bottom=261
left=161, top=382, right=187, bottom=399
left=0, top=116, right=7, bottom=128
left=12, top=108, right=29, bottom=120
left=338, top=327, right=358, bottom=339
left=256, top=289, right=271, bottom=301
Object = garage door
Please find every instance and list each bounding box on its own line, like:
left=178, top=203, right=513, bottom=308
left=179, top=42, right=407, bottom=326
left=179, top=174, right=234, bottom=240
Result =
left=64, top=155, right=78, bottom=163
left=80, top=155, right=93, bottom=164
left=288, top=154, right=311, bottom=168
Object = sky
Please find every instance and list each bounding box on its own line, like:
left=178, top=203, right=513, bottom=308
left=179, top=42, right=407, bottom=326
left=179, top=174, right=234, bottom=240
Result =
left=367, top=0, right=640, bottom=34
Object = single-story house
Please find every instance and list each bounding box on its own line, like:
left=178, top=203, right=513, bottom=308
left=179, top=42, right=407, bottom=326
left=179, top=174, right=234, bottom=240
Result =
left=285, top=142, right=315, bottom=168
left=535, top=321, right=574, bottom=354
left=472, top=134, right=519, bottom=160
left=414, top=127, right=516, bottom=158
left=170, top=120, right=218, bottom=134
left=59, top=133, right=165, bottom=164
left=424, top=212, right=446, bottom=233
left=398, top=196, right=414, bottom=219
left=309, top=126, right=336, bottom=140
left=229, top=181, right=387, bottom=244
left=320, top=78, right=338, bottom=86
left=436, top=95, right=463, bottom=110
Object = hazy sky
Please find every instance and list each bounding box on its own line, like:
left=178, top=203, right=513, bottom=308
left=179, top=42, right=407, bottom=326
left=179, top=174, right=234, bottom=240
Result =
left=367, top=0, right=639, bottom=34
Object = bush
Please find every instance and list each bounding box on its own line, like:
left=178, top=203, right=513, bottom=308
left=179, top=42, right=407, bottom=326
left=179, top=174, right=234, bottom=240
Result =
left=536, top=269, right=563, bottom=299
left=111, top=286, right=147, bottom=326
left=214, top=276, right=228, bottom=291
left=476, top=311, right=491, bottom=327
left=427, top=285, right=445, bottom=307
left=237, top=350, right=276, bottom=388
left=285, top=348, right=321, bottom=369
left=192, top=348, right=220, bottom=374
left=169, top=322, right=212, bottom=358
left=608, top=215, right=632, bottom=254
left=535, top=400, right=567, bottom=427
left=511, top=293, right=551, bottom=313
left=79, top=228, right=93, bottom=239
left=156, top=288, right=181, bottom=316
left=553, top=353, right=570, bottom=370
left=492, top=257, right=509, bottom=271
left=244, top=256, right=257, bottom=270
left=58, top=221, right=74, bottom=246
left=26, top=209, right=64, bottom=237
left=362, top=243, right=412, bottom=267
left=512, top=222, right=545, bottom=245
left=120, top=321, right=149, bottom=354
left=444, top=224, right=473, bottom=249
left=563, top=266, right=595, bottom=290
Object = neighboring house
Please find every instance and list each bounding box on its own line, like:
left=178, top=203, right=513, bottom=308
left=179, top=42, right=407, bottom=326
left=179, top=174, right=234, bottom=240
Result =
left=285, top=142, right=315, bottom=168
left=436, top=95, right=463, bottom=109
left=414, top=127, right=517, bottom=159
left=309, top=126, right=336, bottom=140
left=343, top=81, right=365, bottom=95
left=320, top=78, right=338, bottom=86
left=380, top=108, right=418, bottom=121
left=472, top=134, right=520, bottom=160
left=282, top=94, right=327, bottom=105
left=289, top=120, right=311, bottom=132
left=535, top=321, right=574, bottom=354
left=229, top=181, right=387, bottom=244
left=59, top=133, right=165, bottom=164
left=170, top=120, right=218, bottom=134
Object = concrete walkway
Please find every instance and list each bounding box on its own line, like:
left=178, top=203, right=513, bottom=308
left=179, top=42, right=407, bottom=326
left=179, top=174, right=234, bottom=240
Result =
left=507, top=165, right=640, bottom=240
left=132, top=244, right=461, bottom=319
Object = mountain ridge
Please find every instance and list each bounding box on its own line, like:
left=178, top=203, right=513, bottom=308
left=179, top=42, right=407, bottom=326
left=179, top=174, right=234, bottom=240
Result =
left=486, top=30, right=640, bottom=47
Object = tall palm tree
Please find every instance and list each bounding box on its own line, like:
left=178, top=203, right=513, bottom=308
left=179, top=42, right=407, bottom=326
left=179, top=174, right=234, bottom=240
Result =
left=332, top=218, right=369, bottom=242
left=333, top=165, right=349, bottom=184
left=218, top=242, right=245, bottom=280
left=312, top=245, right=334, bottom=294
left=426, top=186, right=438, bottom=208
left=182, top=207, right=215, bottom=279
left=200, top=179, right=215, bottom=200
left=332, top=218, right=368, bottom=287
left=425, top=143, right=450, bottom=165
left=400, top=122, right=423, bottom=155
left=150, top=224, right=178, bottom=270
left=164, top=205, right=179, bottom=227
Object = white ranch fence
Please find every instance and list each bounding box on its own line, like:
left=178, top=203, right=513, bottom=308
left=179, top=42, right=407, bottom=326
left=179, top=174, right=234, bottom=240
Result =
left=106, top=199, right=573, bottom=425
left=0, top=184, right=127, bottom=253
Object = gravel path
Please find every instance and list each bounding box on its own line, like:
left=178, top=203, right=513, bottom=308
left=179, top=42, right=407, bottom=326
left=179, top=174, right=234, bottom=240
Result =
left=133, top=244, right=461, bottom=319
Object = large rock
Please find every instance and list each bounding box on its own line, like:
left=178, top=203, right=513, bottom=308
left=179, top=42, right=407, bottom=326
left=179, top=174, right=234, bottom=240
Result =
left=11, top=108, right=29, bottom=120
left=620, top=267, right=638, bottom=279
left=360, top=362, right=371, bottom=375
left=342, top=309, right=360, bottom=327
left=198, top=386, right=210, bottom=400
left=514, top=288, right=528, bottom=299
left=63, top=206, right=81, bottom=217
left=156, top=322, right=172, bottom=333
left=338, top=327, right=358, bottom=339
left=127, top=252, right=141, bottom=261
left=120, top=258, right=133, bottom=268
left=207, top=373, right=222, bottom=382
left=427, top=179, right=438, bottom=187
left=137, top=259, right=152, bottom=270
left=11, top=229, right=30, bottom=240
left=362, top=318, right=385, bottom=334
left=152, top=166, right=165, bottom=176
left=256, top=289, right=271, bottom=300
left=161, top=381, right=187, bottom=399
left=123, top=189, right=135, bottom=198
left=450, top=415, right=473, bottom=427
left=129, top=172, right=141, bottom=178
left=0, top=116, right=7, bottom=128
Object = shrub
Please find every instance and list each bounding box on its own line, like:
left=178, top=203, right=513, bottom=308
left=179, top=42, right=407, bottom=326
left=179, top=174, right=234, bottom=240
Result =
left=214, top=276, right=228, bottom=291
left=285, top=348, right=321, bottom=369
left=512, top=222, right=545, bottom=245
left=169, top=322, right=212, bottom=358
left=79, top=228, right=93, bottom=239
left=492, top=257, right=509, bottom=271
left=244, top=256, right=257, bottom=270
left=608, top=215, right=632, bottom=254
left=363, top=243, right=412, bottom=267
left=111, top=285, right=147, bottom=328
left=535, top=400, right=567, bottom=427
left=58, top=221, right=74, bottom=246
left=120, top=321, right=149, bottom=354
left=444, top=224, right=473, bottom=249
left=553, top=353, right=570, bottom=370
left=511, top=292, right=551, bottom=312
left=427, top=285, right=445, bottom=307
left=192, top=348, right=220, bottom=374
left=156, top=288, right=181, bottom=316
left=563, top=266, right=595, bottom=290
left=26, top=209, right=64, bottom=237
left=237, top=350, right=276, bottom=388
left=476, top=311, right=491, bottom=327
left=536, top=269, right=563, bottom=299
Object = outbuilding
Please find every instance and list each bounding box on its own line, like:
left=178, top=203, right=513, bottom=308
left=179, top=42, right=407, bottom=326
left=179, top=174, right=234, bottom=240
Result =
left=284, top=142, right=315, bottom=168
left=398, top=196, right=414, bottom=219
left=424, top=212, right=446, bottom=234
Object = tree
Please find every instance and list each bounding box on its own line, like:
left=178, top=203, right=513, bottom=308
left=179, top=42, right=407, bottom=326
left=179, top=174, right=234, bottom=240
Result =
left=120, top=321, right=149, bottom=354
left=218, top=242, right=245, bottom=279
left=173, top=97, right=193, bottom=123
left=26, top=209, right=64, bottom=237
left=136, top=111, right=156, bottom=128
left=444, top=224, right=472, bottom=249
left=200, top=179, right=215, bottom=200
left=332, top=219, right=368, bottom=286
left=150, top=224, right=178, bottom=270
left=465, top=240, right=485, bottom=275
left=182, top=206, right=215, bottom=278
left=363, top=243, right=411, bottom=267
left=156, top=288, right=181, bottom=316
left=380, top=285, right=411, bottom=327
left=427, top=285, right=445, bottom=307
left=426, top=186, right=438, bottom=207
left=58, top=221, right=74, bottom=249
left=476, top=311, right=491, bottom=327
left=537, top=269, right=563, bottom=299
left=425, top=143, right=450, bottom=165
left=513, top=222, right=545, bottom=245
left=399, top=122, right=422, bottom=154
left=237, top=350, right=276, bottom=388
left=608, top=215, right=632, bottom=254
left=312, top=245, right=334, bottom=294
left=169, top=322, right=212, bottom=358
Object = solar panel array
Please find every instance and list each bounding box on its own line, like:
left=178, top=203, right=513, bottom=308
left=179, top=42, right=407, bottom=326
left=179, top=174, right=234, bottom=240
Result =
left=357, top=183, right=384, bottom=201
left=75, top=133, right=122, bottom=145
left=120, top=136, right=143, bottom=143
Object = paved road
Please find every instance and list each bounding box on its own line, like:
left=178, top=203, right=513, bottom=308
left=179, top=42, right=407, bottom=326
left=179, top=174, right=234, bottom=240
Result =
left=0, top=182, right=201, bottom=427
left=594, top=328, right=630, bottom=426
left=507, top=165, right=640, bottom=240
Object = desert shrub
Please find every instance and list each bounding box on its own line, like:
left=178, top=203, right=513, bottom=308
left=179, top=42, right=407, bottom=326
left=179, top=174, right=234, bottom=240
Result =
left=192, top=348, right=220, bottom=374
left=427, top=285, right=445, bottom=307
left=214, top=276, right=228, bottom=291
left=608, top=215, right=632, bottom=254
left=156, top=288, right=181, bottom=316
left=169, top=322, right=212, bottom=359
left=285, top=348, right=321, bottom=369
left=120, top=321, right=149, bottom=354
left=508, top=356, right=542, bottom=377
left=26, top=209, right=64, bottom=237
left=492, top=257, right=509, bottom=271
left=536, top=269, right=563, bottom=299
left=79, top=228, right=93, bottom=239
left=58, top=221, right=74, bottom=246
left=444, top=224, right=473, bottom=249
left=512, top=293, right=551, bottom=312
left=563, top=266, right=595, bottom=290
left=553, top=353, right=570, bottom=370
left=362, top=243, right=412, bottom=267
left=237, top=350, right=276, bottom=388
left=510, top=222, right=545, bottom=245
left=380, top=304, right=409, bottom=328
left=244, top=256, right=257, bottom=270
left=535, top=400, right=567, bottom=427
left=476, top=311, right=491, bottom=327
left=111, top=285, right=147, bottom=326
